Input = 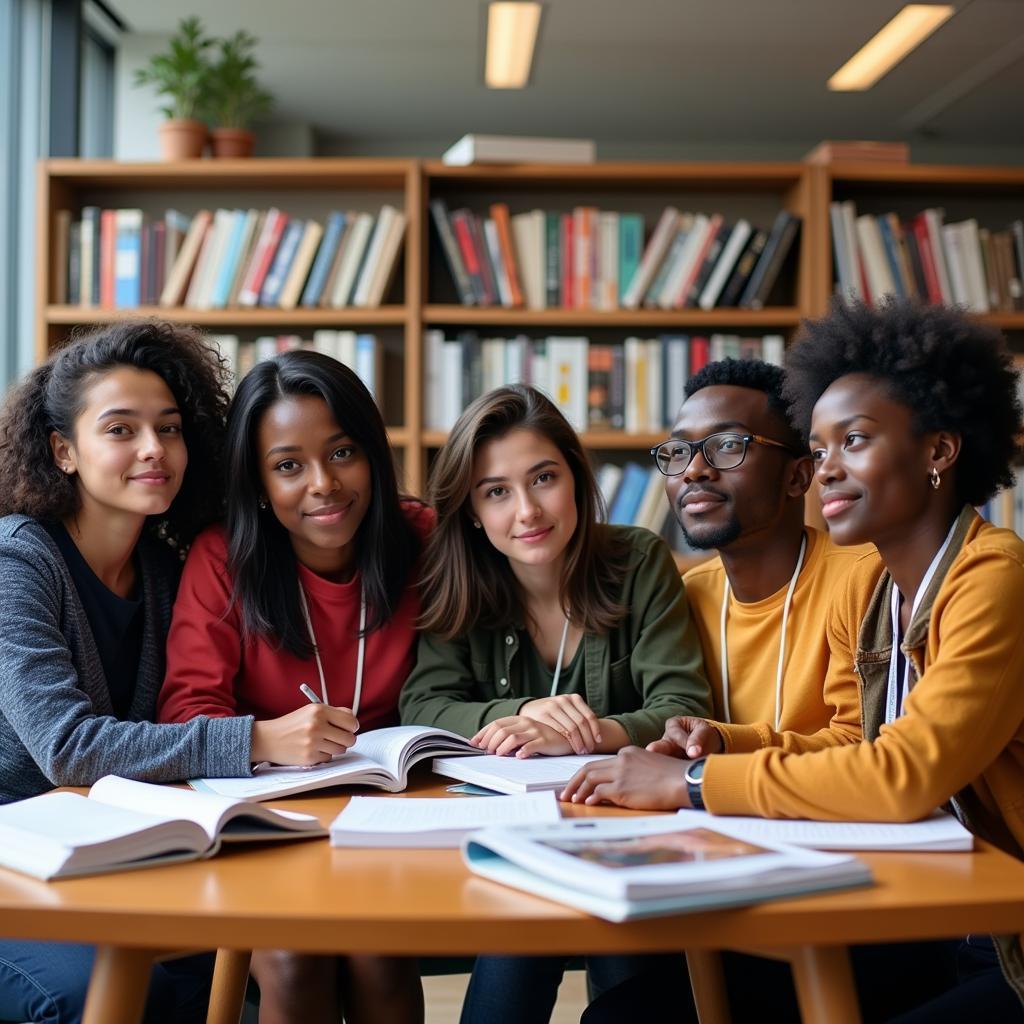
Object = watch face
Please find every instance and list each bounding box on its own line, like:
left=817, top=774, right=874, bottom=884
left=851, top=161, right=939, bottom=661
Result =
left=686, top=758, right=706, bottom=783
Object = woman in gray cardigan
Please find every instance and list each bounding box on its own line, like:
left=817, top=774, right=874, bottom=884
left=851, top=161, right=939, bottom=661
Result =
left=0, top=321, right=339, bottom=1023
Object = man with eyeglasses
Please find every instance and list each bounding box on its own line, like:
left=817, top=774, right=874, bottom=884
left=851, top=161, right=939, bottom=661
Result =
left=563, top=357, right=871, bottom=811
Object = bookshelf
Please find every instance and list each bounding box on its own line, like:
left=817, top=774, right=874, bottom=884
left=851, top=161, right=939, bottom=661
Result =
left=811, top=162, right=1024, bottom=327
left=38, top=158, right=817, bottom=497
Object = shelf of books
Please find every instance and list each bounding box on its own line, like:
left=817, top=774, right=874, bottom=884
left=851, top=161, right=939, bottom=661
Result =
left=815, top=162, right=1024, bottom=324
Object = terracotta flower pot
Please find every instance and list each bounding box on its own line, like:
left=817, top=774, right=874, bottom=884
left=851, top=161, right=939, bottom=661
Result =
left=210, top=128, right=256, bottom=159
left=158, top=119, right=208, bottom=161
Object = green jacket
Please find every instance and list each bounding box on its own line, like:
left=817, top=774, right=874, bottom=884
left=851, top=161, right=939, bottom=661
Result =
left=399, top=525, right=711, bottom=746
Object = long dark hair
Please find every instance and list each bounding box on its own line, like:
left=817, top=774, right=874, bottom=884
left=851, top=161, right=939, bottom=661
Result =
left=0, top=319, right=229, bottom=544
left=226, top=350, right=419, bottom=656
left=418, top=385, right=629, bottom=641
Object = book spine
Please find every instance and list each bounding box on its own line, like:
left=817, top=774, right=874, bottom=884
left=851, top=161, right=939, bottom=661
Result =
left=430, top=199, right=475, bottom=306
left=545, top=212, right=561, bottom=307
left=301, top=211, right=346, bottom=308
left=491, top=203, right=525, bottom=307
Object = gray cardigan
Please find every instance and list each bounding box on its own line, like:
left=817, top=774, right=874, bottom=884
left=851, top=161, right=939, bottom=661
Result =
left=0, top=515, right=253, bottom=803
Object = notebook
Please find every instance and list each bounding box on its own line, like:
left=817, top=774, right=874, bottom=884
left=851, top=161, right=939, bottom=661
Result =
left=431, top=753, right=608, bottom=794
left=0, top=776, right=325, bottom=880
left=329, top=791, right=561, bottom=848
left=192, top=725, right=480, bottom=801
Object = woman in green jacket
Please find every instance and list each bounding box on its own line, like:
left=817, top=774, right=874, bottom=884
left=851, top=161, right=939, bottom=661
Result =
left=399, top=383, right=710, bottom=1024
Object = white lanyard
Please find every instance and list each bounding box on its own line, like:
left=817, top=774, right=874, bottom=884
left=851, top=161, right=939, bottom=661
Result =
left=719, top=532, right=807, bottom=730
left=297, top=583, right=367, bottom=716
left=885, top=520, right=957, bottom=724
left=548, top=616, right=572, bottom=698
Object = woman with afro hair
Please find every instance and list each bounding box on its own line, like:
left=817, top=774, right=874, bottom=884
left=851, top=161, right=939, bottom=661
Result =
left=575, top=299, right=1024, bottom=1022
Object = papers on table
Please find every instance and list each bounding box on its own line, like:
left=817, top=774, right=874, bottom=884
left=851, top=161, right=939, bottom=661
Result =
left=676, top=810, right=974, bottom=852
left=330, top=791, right=561, bottom=848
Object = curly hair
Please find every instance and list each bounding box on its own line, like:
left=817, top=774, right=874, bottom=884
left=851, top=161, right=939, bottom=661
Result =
left=0, top=320, right=231, bottom=543
left=784, top=299, right=1022, bottom=507
left=684, top=357, right=803, bottom=448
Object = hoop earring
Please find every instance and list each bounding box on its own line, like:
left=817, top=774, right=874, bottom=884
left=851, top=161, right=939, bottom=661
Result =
left=930, top=468, right=941, bottom=490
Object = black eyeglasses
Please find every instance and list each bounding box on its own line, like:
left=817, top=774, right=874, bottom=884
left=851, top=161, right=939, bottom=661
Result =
left=650, top=432, right=797, bottom=477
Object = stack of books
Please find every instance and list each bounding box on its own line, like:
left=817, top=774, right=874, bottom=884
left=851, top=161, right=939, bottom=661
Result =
left=430, top=200, right=802, bottom=311
left=54, top=205, right=407, bottom=310
left=830, top=201, right=1024, bottom=312
left=423, top=330, right=784, bottom=432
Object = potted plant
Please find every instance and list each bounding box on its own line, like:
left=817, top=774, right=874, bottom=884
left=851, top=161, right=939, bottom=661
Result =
left=205, top=30, right=274, bottom=158
left=133, top=16, right=214, bottom=160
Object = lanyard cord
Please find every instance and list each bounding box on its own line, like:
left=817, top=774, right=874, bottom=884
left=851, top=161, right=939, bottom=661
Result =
left=719, top=532, right=807, bottom=730
left=298, top=583, right=367, bottom=716
left=549, top=616, right=572, bottom=698
left=885, top=519, right=958, bottom=724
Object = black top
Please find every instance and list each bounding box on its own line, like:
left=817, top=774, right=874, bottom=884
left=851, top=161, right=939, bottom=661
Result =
left=44, top=523, right=143, bottom=719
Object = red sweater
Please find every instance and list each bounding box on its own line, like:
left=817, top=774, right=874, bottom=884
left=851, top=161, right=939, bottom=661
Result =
left=157, top=502, right=433, bottom=731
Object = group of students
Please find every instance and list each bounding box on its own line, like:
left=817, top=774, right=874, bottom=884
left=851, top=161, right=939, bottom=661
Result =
left=0, top=298, right=1020, bottom=1024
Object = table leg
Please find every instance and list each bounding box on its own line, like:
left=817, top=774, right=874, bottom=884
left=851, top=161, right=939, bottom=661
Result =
left=685, top=950, right=730, bottom=1024
left=207, top=949, right=252, bottom=1024
left=789, top=945, right=861, bottom=1024
left=82, top=945, right=161, bottom=1024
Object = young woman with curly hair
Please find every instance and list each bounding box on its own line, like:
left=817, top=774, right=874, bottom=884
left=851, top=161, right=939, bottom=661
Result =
left=401, top=384, right=710, bottom=1024
left=158, top=350, right=431, bottom=1024
left=571, top=300, right=1024, bottom=1023
left=0, top=320, right=252, bottom=1023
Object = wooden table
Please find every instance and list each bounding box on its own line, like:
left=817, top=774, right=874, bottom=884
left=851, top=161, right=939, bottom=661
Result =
left=1, top=775, right=1023, bottom=1024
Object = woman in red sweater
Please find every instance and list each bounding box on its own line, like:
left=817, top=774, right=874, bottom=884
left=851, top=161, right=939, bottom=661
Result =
left=158, top=350, right=430, bottom=1024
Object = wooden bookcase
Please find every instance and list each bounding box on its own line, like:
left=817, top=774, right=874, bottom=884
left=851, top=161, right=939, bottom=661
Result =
left=37, top=158, right=816, bottom=496
left=809, top=161, right=1024, bottom=330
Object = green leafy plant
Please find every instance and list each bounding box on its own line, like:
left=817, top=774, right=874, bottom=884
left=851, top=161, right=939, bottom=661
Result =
left=133, top=16, right=215, bottom=121
left=205, top=30, right=274, bottom=130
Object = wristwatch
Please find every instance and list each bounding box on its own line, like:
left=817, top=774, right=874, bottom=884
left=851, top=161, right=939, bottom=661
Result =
left=684, top=757, right=707, bottom=810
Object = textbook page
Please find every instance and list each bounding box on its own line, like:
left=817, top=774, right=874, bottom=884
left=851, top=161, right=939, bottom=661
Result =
left=432, top=753, right=607, bottom=793
left=330, top=791, right=561, bottom=848
left=89, top=776, right=322, bottom=842
left=676, top=809, right=973, bottom=851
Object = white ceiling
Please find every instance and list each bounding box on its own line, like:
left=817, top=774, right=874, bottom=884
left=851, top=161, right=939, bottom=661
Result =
left=111, top=0, right=1024, bottom=154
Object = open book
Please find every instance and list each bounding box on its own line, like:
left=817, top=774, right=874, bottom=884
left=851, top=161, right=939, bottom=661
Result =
left=0, top=776, right=325, bottom=880
left=463, top=816, right=871, bottom=922
left=330, top=792, right=561, bottom=848
left=676, top=809, right=974, bottom=852
left=192, top=725, right=480, bottom=801
left=432, top=753, right=607, bottom=794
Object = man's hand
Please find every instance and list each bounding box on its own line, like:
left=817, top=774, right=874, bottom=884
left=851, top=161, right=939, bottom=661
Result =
left=471, top=716, right=575, bottom=757
left=559, top=746, right=693, bottom=810
left=520, top=694, right=601, bottom=754
left=646, top=716, right=723, bottom=758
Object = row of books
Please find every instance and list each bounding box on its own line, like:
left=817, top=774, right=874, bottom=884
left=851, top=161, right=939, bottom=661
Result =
left=206, top=331, right=382, bottom=399
left=423, top=331, right=784, bottom=433
left=55, top=206, right=407, bottom=311
left=431, top=199, right=802, bottom=312
left=830, top=201, right=1024, bottom=312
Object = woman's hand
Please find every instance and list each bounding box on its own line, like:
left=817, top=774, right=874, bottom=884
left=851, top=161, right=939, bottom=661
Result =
left=519, top=694, right=602, bottom=754
left=471, top=715, right=575, bottom=758
left=251, top=704, right=359, bottom=766
left=646, top=716, right=723, bottom=758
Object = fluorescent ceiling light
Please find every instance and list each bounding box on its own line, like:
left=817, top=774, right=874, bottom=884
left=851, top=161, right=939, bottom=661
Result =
left=828, top=4, right=955, bottom=91
left=486, top=2, right=542, bottom=89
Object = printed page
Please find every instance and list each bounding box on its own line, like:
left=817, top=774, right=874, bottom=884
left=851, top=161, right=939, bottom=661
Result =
left=678, top=809, right=973, bottom=851
left=191, top=751, right=387, bottom=800
left=331, top=791, right=560, bottom=834
left=349, top=725, right=473, bottom=778
left=433, top=753, right=606, bottom=790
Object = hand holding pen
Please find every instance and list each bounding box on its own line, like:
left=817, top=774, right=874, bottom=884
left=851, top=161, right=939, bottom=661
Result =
left=249, top=683, right=359, bottom=767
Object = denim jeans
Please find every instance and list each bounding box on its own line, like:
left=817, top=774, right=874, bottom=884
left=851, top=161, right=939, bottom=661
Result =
left=0, top=940, right=213, bottom=1024
left=460, top=953, right=685, bottom=1024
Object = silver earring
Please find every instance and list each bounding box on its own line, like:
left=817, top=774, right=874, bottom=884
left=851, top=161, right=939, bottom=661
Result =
left=472, top=520, right=482, bottom=529
left=930, top=468, right=941, bottom=490
left=258, top=499, right=267, bottom=510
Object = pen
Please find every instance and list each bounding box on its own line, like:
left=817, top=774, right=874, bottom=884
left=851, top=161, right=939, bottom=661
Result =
left=299, top=683, right=323, bottom=705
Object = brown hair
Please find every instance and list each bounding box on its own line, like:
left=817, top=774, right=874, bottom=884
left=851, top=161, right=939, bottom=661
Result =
left=418, top=384, right=629, bottom=640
